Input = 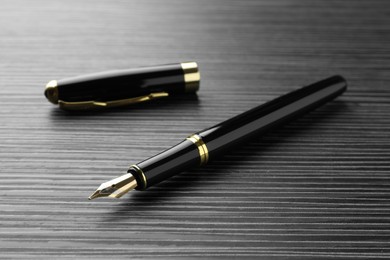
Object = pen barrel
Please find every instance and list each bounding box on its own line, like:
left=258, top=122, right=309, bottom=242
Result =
left=127, top=75, right=347, bottom=190
left=45, top=62, right=200, bottom=104
left=197, top=75, right=347, bottom=158
left=128, top=140, right=200, bottom=189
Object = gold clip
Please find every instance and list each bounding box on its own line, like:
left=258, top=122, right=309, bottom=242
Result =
left=58, top=92, right=169, bottom=110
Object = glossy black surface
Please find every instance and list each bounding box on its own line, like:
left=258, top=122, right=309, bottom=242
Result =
left=130, top=75, right=347, bottom=189
left=130, top=139, right=199, bottom=189
left=199, top=75, right=347, bottom=157
left=57, top=63, right=185, bottom=102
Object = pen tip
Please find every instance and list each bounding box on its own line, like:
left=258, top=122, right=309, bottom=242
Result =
left=88, top=173, right=138, bottom=201
left=88, top=190, right=100, bottom=200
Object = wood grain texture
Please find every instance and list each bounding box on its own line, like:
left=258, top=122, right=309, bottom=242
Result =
left=0, top=0, right=389, bottom=258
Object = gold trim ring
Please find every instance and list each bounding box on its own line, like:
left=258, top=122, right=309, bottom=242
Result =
left=186, top=134, right=209, bottom=165
left=130, top=164, right=147, bottom=189
left=181, top=62, right=200, bottom=93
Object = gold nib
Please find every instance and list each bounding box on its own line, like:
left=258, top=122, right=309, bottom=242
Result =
left=88, top=190, right=101, bottom=200
left=88, top=173, right=138, bottom=200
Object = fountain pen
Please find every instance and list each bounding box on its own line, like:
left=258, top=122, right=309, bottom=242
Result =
left=89, top=75, right=347, bottom=200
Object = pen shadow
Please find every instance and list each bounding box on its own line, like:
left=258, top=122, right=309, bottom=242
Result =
left=101, top=100, right=350, bottom=222
left=48, top=93, right=199, bottom=118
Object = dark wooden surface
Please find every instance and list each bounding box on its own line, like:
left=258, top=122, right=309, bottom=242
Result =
left=1, top=0, right=389, bottom=258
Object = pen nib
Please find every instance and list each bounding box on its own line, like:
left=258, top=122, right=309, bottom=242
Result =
left=88, top=190, right=101, bottom=200
left=88, top=173, right=138, bottom=200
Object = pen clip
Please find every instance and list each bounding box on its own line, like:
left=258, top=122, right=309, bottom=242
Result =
left=58, top=92, right=169, bottom=110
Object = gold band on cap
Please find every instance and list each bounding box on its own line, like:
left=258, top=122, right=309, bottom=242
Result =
left=130, top=164, right=147, bottom=189
left=181, top=62, right=200, bottom=93
left=186, top=134, right=209, bottom=165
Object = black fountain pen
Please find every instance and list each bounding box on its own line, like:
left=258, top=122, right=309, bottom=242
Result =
left=89, top=75, right=347, bottom=200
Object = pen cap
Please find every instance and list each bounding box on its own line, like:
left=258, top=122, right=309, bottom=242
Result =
left=44, top=62, right=200, bottom=110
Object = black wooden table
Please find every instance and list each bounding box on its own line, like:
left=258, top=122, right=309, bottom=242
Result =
left=1, top=0, right=389, bottom=258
